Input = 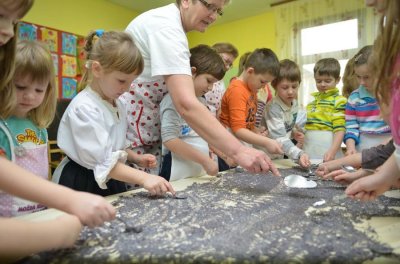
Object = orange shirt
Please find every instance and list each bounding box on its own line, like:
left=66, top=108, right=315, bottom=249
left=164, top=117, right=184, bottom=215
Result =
left=219, top=79, right=257, bottom=132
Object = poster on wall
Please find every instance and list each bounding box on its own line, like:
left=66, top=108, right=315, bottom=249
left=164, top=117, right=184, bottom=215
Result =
left=17, top=21, right=83, bottom=100
left=61, top=55, right=77, bottom=77
left=62, top=33, right=77, bottom=56
left=18, top=22, right=37, bottom=40
left=40, top=27, right=58, bottom=52
left=62, top=77, right=77, bottom=99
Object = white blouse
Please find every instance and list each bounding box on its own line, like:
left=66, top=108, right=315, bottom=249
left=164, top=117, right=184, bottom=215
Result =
left=53, top=87, right=129, bottom=189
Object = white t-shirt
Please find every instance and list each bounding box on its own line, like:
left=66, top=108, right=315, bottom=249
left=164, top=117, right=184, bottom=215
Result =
left=53, top=87, right=128, bottom=189
left=125, top=3, right=192, bottom=82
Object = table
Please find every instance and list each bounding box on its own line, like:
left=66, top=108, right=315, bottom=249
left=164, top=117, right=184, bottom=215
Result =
left=18, top=160, right=400, bottom=263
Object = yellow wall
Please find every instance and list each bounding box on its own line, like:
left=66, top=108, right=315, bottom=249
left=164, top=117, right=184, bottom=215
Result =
left=187, top=11, right=276, bottom=86
left=23, top=0, right=138, bottom=36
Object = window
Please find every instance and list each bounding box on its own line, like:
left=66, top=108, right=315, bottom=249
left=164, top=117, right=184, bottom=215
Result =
left=301, top=19, right=358, bottom=56
left=298, top=16, right=364, bottom=107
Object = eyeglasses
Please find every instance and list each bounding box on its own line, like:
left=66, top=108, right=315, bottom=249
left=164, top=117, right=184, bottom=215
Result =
left=198, top=0, right=224, bottom=16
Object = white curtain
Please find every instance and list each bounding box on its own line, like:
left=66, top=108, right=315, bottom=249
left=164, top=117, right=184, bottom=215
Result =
left=273, top=0, right=380, bottom=107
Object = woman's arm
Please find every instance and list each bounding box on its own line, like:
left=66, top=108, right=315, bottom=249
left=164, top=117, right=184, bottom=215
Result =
left=165, top=74, right=279, bottom=175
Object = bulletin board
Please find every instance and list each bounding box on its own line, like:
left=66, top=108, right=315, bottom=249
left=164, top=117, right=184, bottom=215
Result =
left=17, top=21, right=85, bottom=100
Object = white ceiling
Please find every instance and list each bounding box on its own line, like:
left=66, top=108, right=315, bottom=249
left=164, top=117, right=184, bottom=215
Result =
left=108, top=0, right=277, bottom=25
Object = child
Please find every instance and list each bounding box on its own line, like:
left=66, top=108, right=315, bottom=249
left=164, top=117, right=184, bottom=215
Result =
left=0, top=0, right=114, bottom=260
left=52, top=30, right=175, bottom=197
left=261, top=59, right=310, bottom=168
left=316, top=139, right=394, bottom=185
left=345, top=0, right=400, bottom=201
left=205, top=42, right=238, bottom=119
left=0, top=40, right=56, bottom=217
left=219, top=48, right=283, bottom=158
left=304, top=58, right=347, bottom=161
left=234, top=52, right=274, bottom=130
left=123, top=1, right=277, bottom=177
left=344, top=45, right=391, bottom=155
left=160, top=44, right=225, bottom=181
left=341, top=56, right=360, bottom=99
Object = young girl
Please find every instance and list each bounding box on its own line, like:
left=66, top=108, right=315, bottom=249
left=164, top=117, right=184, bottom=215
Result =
left=261, top=59, right=310, bottom=168
left=159, top=44, right=225, bottom=181
left=0, top=1, right=112, bottom=260
left=53, top=30, right=175, bottom=196
left=341, top=55, right=360, bottom=99
left=0, top=40, right=56, bottom=216
left=345, top=0, right=400, bottom=201
left=344, top=45, right=391, bottom=155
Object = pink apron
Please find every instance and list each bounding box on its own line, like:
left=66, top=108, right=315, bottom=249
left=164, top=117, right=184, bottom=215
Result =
left=0, top=141, right=48, bottom=217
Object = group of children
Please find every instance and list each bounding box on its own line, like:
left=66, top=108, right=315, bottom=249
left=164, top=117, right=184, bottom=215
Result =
left=0, top=0, right=399, bottom=260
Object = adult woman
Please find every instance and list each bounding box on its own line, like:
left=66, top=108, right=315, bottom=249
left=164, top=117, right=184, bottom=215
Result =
left=123, top=0, right=279, bottom=176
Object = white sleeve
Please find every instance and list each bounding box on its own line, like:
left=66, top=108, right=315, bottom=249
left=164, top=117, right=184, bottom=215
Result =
left=59, top=103, right=127, bottom=189
left=148, top=27, right=191, bottom=77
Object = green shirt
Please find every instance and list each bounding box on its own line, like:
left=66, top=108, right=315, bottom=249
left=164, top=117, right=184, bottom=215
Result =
left=0, top=116, right=47, bottom=160
left=305, top=88, right=347, bottom=133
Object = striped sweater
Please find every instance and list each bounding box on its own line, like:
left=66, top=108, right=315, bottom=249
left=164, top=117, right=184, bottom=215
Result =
left=344, top=86, right=391, bottom=145
left=305, top=88, right=346, bottom=133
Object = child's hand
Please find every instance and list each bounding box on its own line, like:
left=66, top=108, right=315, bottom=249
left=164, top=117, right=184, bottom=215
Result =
left=345, top=147, right=357, bottom=156
left=325, top=169, right=368, bottom=185
left=257, top=126, right=269, bottom=137
left=298, top=153, right=310, bottom=168
left=143, top=175, right=175, bottom=196
left=345, top=172, right=393, bottom=201
left=293, top=131, right=305, bottom=146
left=315, top=163, right=330, bottom=177
left=68, top=191, right=116, bottom=228
left=323, top=150, right=336, bottom=162
left=264, top=138, right=283, bottom=155
left=55, top=214, right=82, bottom=248
left=135, top=154, right=157, bottom=168
left=202, top=158, right=218, bottom=176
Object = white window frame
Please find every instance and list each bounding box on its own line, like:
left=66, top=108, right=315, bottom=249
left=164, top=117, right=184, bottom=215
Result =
left=296, top=10, right=367, bottom=107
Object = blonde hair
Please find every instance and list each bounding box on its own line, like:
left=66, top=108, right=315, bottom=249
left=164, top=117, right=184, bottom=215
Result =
left=12, top=40, right=56, bottom=128
left=237, top=52, right=251, bottom=76
left=372, top=0, right=400, bottom=105
left=342, top=45, right=373, bottom=98
left=342, top=57, right=358, bottom=98
left=79, top=30, right=144, bottom=91
left=0, top=0, right=34, bottom=117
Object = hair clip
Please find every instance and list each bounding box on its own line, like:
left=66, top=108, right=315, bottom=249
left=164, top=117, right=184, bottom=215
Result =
left=95, top=29, right=104, bottom=37
left=354, top=53, right=363, bottom=63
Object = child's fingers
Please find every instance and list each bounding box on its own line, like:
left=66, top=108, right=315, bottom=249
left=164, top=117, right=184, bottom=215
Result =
left=268, top=162, right=281, bottom=176
left=324, top=169, right=344, bottom=179
left=164, top=181, right=175, bottom=196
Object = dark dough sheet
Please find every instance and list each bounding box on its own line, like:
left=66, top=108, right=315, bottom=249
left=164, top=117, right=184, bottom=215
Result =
left=21, top=167, right=400, bottom=263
